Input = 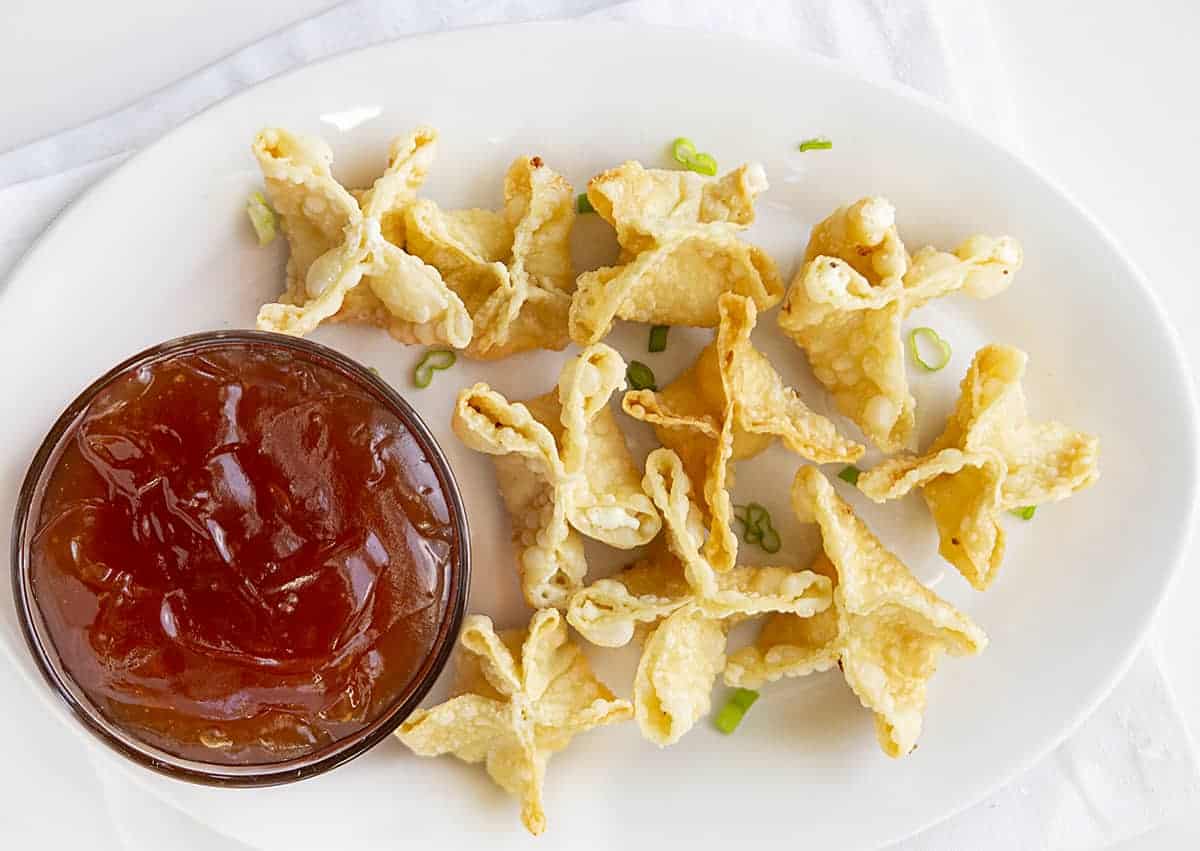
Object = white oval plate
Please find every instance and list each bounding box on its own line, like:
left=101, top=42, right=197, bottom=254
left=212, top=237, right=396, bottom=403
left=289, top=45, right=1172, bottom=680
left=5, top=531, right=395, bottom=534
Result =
left=1, top=22, right=1195, bottom=851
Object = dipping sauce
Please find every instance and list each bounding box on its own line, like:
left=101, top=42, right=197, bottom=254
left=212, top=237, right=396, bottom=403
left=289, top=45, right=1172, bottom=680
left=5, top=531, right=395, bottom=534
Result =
left=25, top=338, right=464, bottom=767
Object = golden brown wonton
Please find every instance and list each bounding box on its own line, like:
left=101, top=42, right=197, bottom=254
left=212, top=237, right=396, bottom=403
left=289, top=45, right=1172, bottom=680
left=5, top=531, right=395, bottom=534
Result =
left=856, top=344, right=1100, bottom=590
left=725, top=466, right=987, bottom=758
left=778, top=196, right=1022, bottom=452
left=623, top=293, right=862, bottom=572
left=567, top=449, right=832, bottom=746
left=403, top=155, right=577, bottom=358
left=396, top=609, right=632, bottom=835
left=252, top=126, right=471, bottom=346
left=568, top=160, right=784, bottom=344
left=452, top=344, right=660, bottom=608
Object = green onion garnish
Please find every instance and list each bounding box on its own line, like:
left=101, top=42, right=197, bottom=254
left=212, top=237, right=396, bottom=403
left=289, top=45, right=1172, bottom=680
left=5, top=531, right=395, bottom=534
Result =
left=909, top=327, right=952, bottom=372
left=576, top=193, right=595, bottom=214
left=838, top=465, right=862, bottom=485
left=413, top=349, right=456, bottom=388
left=745, top=503, right=769, bottom=528
left=627, top=361, right=657, bottom=391
left=714, top=688, right=760, bottom=734
left=1010, top=505, right=1036, bottom=520
left=758, top=524, right=782, bottom=554
left=732, top=503, right=781, bottom=552
left=798, top=138, right=833, bottom=152
left=368, top=366, right=382, bottom=377
left=246, top=191, right=277, bottom=246
left=648, top=325, right=669, bottom=353
left=672, top=137, right=697, bottom=166
left=671, top=137, right=719, bottom=176
left=688, top=152, right=718, bottom=176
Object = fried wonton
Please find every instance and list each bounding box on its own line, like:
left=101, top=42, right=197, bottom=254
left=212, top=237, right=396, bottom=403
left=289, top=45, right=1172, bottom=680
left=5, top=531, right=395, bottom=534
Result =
left=452, top=344, right=661, bottom=608
left=567, top=449, right=832, bottom=746
left=396, top=609, right=632, bottom=836
left=568, top=160, right=784, bottom=344
left=778, top=196, right=1023, bottom=452
left=252, top=126, right=472, bottom=347
left=402, top=155, right=577, bottom=358
left=725, top=466, right=987, bottom=758
left=623, top=293, right=863, bottom=572
left=857, top=344, right=1100, bottom=590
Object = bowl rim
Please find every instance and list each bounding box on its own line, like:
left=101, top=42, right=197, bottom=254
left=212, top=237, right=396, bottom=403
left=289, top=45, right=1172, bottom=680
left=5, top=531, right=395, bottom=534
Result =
left=9, top=329, right=472, bottom=787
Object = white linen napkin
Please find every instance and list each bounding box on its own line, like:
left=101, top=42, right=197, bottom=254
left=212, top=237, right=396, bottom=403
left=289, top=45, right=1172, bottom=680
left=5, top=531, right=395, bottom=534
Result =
left=0, top=2, right=1194, bottom=849
left=0, top=0, right=1017, bottom=186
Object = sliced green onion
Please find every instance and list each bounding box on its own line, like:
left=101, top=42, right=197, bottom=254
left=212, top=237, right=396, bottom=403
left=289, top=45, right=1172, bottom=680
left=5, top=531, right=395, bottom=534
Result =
left=368, top=366, right=382, bottom=377
left=758, top=524, right=782, bottom=554
left=627, top=360, right=657, bottom=391
left=733, top=505, right=755, bottom=535
left=246, top=191, right=277, bottom=246
left=733, top=503, right=780, bottom=552
left=714, top=688, right=760, bottom=734
left=688, top=152, right=718, bottom=176
left=672, top=137, right=698, bottom=166
left=1010, top=505, right=1036, bottom=520
left=838, top=465, right=862, bottom=485
left=909, top=327, right=952, bottom=372
left=648, top=325, right=669, bottom=353
left=732, top=504, right=754, bottom=533
left=576, top=193, right=595, bottom=214
left=413, top=349, right=456, bottom=388
left=671, top=136, right=719, bottom=176
left=413, top=365, right=436, bottom=388
left=745, top=503, right=769, bottom=529
left=798, top=138, right=833, bottom=152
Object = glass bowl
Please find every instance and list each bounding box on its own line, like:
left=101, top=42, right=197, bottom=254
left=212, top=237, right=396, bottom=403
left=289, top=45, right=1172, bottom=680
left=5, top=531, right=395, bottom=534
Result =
left=10, top=330, right=471, bottom=787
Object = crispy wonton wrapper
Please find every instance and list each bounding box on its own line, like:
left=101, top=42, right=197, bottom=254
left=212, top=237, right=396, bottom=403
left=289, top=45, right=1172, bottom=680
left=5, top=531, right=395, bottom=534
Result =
left=568, top=160, right=784, bottom=344
left=856, top=344, right=1099, bottom=590
left=624, top=293, right=863, bottom=572
left=252, top=126, right=472, bottom=347
left=402, top=156, right=577, bottom=358
left=778, top=196, right=1023, bottom=452
left=725, top=466, right=987, bottom=758
left=396, top=609, right=632, bottom=836
left=567, top=449, right=832, bottom=746
left=452, top=344, right=660, bottom=608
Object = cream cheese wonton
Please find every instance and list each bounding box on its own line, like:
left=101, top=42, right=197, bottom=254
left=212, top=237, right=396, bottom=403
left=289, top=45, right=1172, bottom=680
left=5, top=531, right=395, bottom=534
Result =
left=247, top=127, right=1099, bottom=834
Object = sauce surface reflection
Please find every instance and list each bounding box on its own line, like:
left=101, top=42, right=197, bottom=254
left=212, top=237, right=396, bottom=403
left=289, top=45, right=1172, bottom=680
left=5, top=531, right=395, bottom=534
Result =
left=30, top=342, right=458, bottom=764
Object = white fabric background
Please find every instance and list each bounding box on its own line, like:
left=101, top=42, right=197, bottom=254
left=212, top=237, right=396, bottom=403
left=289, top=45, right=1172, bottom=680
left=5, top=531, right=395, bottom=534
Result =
left=0, top=1, right=1195, bottom=848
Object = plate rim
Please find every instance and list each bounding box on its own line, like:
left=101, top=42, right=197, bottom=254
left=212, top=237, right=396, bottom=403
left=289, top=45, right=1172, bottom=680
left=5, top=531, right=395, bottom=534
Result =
left=1, top=19, right=1197, bottom=847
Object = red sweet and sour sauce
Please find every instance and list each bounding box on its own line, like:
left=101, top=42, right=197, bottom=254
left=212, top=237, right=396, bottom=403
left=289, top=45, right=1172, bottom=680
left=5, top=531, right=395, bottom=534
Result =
left=27, top=340, right=461, bottom=765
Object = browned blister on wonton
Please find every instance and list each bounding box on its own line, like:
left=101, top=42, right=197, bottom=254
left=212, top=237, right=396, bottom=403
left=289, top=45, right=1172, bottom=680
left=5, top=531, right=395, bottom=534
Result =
left=778, top=196, right=1022, bottom=452
left=623, top=293, right=862, bottom=571
left=452, top=344, right=660, bottom=608
left=567, top=449, right=832, bottom=746
left=726, top=466, right=986, bottom=758
left=568, top=161, right=784, bottom=344
left=403, top=156, right=577, bottom=358
left=252, top=126, right=471, bottom=346
left=856, top=344, right=1099, bottom=590
left=395, top=609, right=632, bottom=836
